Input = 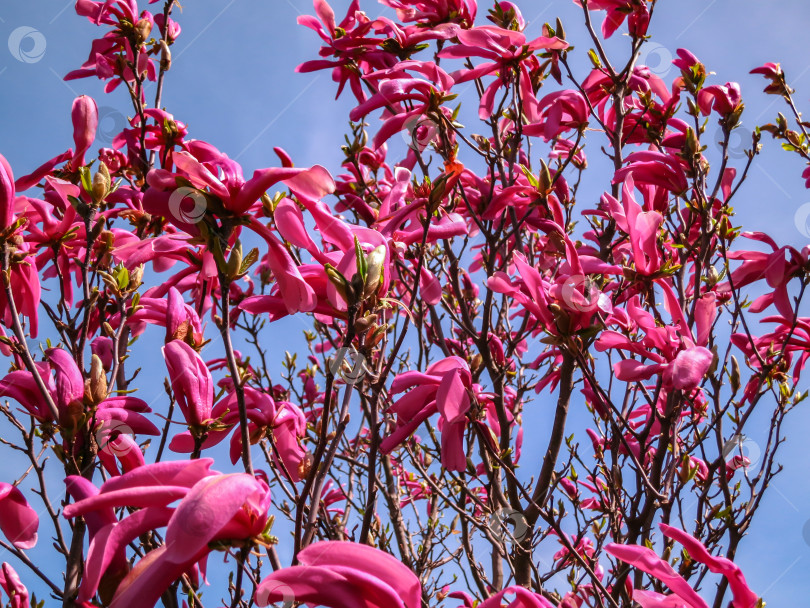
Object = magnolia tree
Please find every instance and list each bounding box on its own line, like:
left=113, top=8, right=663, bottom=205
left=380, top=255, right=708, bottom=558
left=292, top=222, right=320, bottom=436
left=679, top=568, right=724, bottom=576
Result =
left=0, top=0, right=808, bottom=607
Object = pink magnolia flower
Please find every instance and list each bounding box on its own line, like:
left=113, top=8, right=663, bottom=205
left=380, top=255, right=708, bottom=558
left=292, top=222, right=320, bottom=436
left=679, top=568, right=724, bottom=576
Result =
left=488, top=225, right=617, bottom=337
left=673, top=48, right=701, bottom=73
left=126, top=108, right=187, bottom=166
left=595, top=284, right=714, bottom=391
left=618, top=339, right=713, bottom=391
left=0, top=563, right=30, bottom=608
left=750, top=62, right=782, bottom=80
left=381, top=0, right=477, bottom=27
left=144, top=142, right=335, bottom=224
left=350, top=60, right=455, bottom=148
left=613, top=151, right=689, bottom=198
left=583, top=65, right=672, bottom=131
left=488, top=2, right=526, bottom=30
left=550, top=137, right=587, bottom=168
left=523, top=90, right=589, bottom=141
left=697, top=82, right=743, bottom=117
left=720, top=231, right=809, bottom=319
left=731, top=315, right=810, bottom=393
left=63, top=460, right=271, bottom=607
left=163, top=339, right=213, bottom=429
left=0, top=348, right=159, bottom=441
left=255, top=540, right=421, bottom=608
left=574, top=0, right=650, bottom=39
left=606, top=524, right=759, bottom=608
left=297, top=1, right=391, bottom=103
left=126, top=286, right=204, bottom=346
left=438, top=25, right=567, bottom=119
left=380, top=356, right=473, bottom=472
left=169, top=383, right=308, bottom=482
left=143, top=145, right=334, bottom=315
left=370, top=13, right=460, bottom=55
left=750, top=62, right=787, bottom=95
left=599, top=176, right=664, bottom=275
left=67, top=1, right=170, bottom=94
left=0, top=483, right=38, bottom=550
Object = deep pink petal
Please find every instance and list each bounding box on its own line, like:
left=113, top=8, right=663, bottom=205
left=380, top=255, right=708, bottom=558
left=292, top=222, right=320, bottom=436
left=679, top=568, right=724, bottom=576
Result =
left=0, top=484, right=38, bottom=549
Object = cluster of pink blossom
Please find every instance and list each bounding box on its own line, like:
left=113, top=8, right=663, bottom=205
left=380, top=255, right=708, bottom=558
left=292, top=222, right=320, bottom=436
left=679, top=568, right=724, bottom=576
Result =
left=0, top=0, right=806, bottom=606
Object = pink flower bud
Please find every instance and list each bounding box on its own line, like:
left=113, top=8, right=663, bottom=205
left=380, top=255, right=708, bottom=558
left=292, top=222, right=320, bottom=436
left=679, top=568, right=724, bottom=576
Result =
left=70, top=95, right=99, bottom=169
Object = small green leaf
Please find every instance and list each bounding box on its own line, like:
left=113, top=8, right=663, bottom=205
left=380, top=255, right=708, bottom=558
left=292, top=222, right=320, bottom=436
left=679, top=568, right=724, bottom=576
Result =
left=78, top=165, right=93, bottom=195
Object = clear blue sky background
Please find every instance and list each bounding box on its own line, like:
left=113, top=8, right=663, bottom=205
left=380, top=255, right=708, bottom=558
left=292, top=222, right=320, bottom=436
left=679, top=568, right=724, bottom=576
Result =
left=0, top=1, right=809, bottom=606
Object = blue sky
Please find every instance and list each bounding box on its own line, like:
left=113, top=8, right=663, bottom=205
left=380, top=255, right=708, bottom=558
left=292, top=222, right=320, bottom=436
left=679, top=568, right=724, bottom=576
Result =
left=1, top=0, right=810, bottom=606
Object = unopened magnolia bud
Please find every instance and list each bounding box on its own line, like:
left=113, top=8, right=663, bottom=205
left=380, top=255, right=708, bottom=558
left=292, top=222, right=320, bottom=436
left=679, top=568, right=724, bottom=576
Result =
left=92, top=162, right=111, bottom=203
left=325, top=264, right=350, bottom=303
left=88, top=354, right=108, bottom=403
left=134, top=19, right=153, bottom=45
left=226, top=240, right=243, bottom=279
left=90, top=216, right=105, bottom=241
left=363, top=245, right=387, bottom=298
left=298, top=451, right=314, bottom=479
left=129, top=265, right=144, bottom=290
left=538, top=158, right=552, bottom=192
left=684, top=127, right=700, bottom=158
left=730, top=355, right=741, bottom=395
left=549, top=302, right=571, bottom=334
left=354, top=314, right=377, bottom=334
left=159, top=39, right=172, bottom=71
left=706, top=265, right=719, bottom=286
